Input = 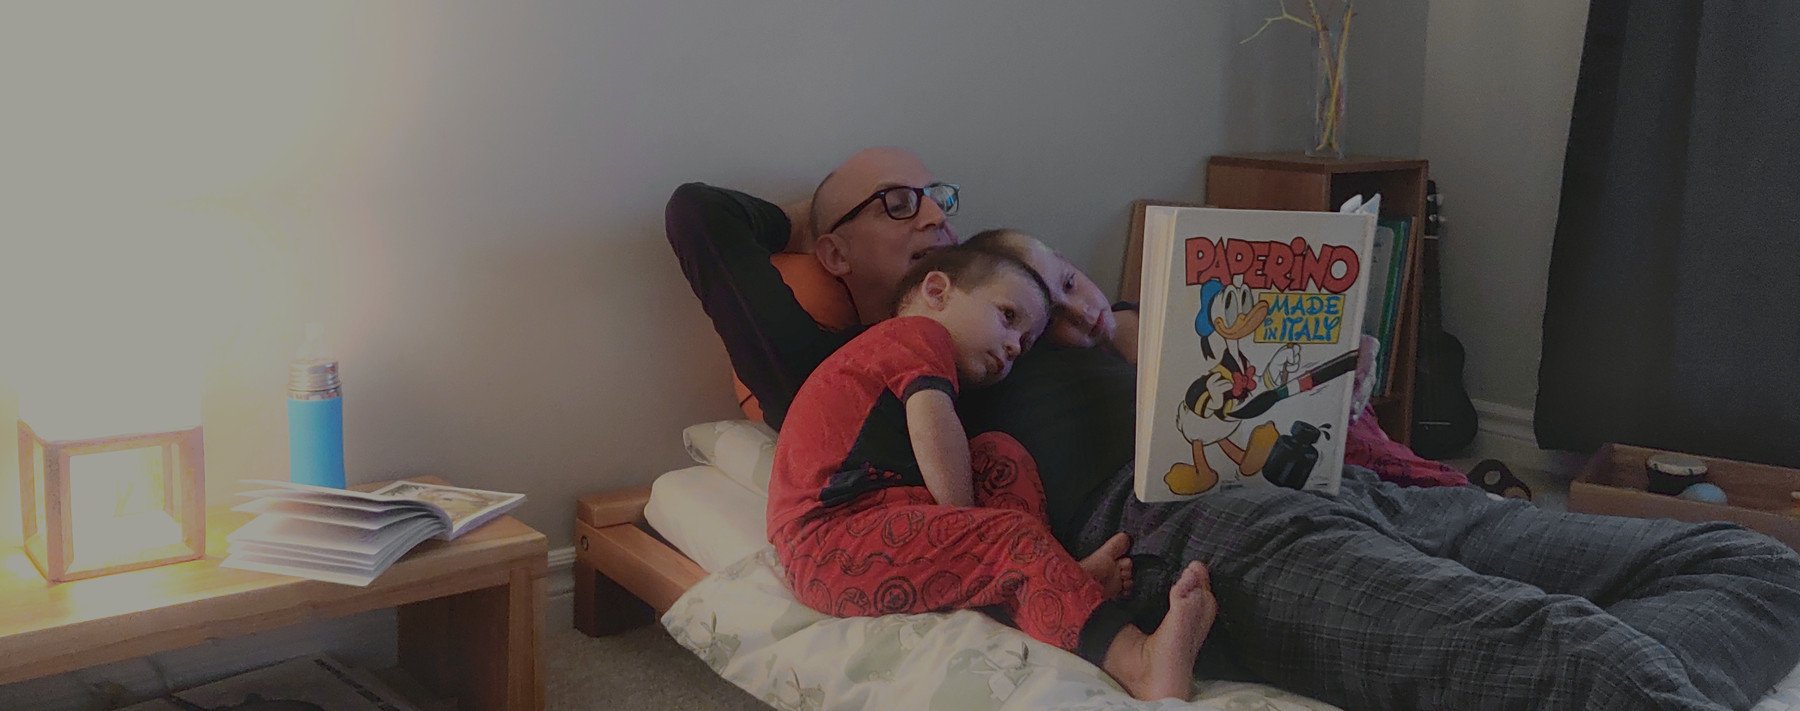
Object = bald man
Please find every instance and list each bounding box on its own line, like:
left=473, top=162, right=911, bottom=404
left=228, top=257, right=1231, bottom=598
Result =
left=806, top=147, right=958, bottom=323
left=665, top=148, right=1800, bottom=711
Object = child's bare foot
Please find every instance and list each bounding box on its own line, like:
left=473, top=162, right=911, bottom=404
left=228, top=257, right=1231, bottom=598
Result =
left=1149, top=562, right=1217, bottom=695
left=1078, top=532, right=1134, bottom=599
left=1100, top=561, right=1217, bottom=701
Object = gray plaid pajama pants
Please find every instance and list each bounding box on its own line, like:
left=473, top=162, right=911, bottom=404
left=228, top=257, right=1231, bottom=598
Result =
left=1074, top=466, right=1800, bottom=711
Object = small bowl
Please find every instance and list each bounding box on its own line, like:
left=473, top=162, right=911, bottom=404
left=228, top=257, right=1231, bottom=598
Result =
left=1645, top=454, right=1709, bottom=496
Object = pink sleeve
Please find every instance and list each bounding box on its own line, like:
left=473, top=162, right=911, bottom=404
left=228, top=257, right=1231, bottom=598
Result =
left=1343, top=404, right=1471, bottom=488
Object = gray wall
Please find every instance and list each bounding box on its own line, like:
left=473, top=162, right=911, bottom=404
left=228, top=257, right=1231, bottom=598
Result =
left=0, top=1, right=1425, bottom=549
left=1420, top=0, right=1590, bottom=412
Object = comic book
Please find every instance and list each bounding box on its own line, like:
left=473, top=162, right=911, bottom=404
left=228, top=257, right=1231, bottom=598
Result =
left=1133, top=205, right=1375, bottom=502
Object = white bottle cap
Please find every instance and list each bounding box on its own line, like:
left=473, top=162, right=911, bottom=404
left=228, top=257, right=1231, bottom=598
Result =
left=289, top=323, right=340, bottom=394
left=289, top=360, right=340, bottom=393
left=1646, top=454, right=1707, bottom=477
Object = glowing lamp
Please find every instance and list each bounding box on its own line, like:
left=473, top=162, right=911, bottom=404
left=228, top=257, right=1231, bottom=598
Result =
left=16, top=398, right=205, bottom=583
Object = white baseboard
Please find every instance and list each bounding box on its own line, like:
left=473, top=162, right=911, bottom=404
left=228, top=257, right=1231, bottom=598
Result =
left=547, top=544, right=576, bottom=629
left=1469, top=398, right=1585, bottom=478
left=2, top=545, right=583, bottom=711
left=548, top=544, right=576, bottom=597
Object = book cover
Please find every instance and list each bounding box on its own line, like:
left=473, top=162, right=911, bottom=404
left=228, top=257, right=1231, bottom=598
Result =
left=1134, top=206, right=1375, bottom=503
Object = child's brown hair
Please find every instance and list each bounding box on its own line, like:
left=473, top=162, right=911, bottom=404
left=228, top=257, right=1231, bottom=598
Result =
left=889, top=242, right=1052, bottom=318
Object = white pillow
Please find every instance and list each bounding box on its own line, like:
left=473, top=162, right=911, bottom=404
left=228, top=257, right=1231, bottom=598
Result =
left=682, top=420, right=776, bottom=496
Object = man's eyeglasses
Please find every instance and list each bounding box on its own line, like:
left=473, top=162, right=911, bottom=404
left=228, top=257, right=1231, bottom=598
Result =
left=826, top=183, right=960, bottom=234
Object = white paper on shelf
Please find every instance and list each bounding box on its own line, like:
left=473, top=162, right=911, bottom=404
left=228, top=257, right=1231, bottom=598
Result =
left=227, top=516, right=424, bottom=556
left=229, top=519, right=444, bottom=564
left=231, top=498, right=435, bottom=529
left=237, top=489, right=398, bottom=513
left=221, top=478, right=524, bottom=586
left=229, top=540, right=381, bottom=568
left=222, top=553, right=382, bottom=587
left=225, top=524, right=441, bottom=585
left=232, top=531, right=427, bottom=569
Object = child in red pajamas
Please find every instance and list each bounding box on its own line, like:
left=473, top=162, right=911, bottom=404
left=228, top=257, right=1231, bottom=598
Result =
left=768, top=244, right=1215, bottom=702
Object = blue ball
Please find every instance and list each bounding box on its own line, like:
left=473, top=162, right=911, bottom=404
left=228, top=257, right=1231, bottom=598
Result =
left=1677, top=482, right=1729, bottom=504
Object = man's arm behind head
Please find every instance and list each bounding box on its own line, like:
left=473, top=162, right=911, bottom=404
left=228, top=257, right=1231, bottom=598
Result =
left=665, top=182, right=853, bottom=429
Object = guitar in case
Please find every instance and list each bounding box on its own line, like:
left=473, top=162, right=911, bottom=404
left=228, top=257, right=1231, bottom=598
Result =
left=1409, top=180, right=1479, bottom=458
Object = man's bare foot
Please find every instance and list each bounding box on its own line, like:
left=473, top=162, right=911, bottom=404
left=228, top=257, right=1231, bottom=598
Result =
left=1078, top=532, right=1134, bottom=599
left=1100, top=561, right=1217, bottom=701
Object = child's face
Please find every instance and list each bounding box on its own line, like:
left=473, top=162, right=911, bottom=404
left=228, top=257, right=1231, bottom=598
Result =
left=904, top=268, right=1048, bottom=387
left=1011, top=235, right=1115, bottom=348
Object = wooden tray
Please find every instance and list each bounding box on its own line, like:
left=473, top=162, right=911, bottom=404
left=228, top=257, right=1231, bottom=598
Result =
left=1570, top=443, right=1800, bottom=551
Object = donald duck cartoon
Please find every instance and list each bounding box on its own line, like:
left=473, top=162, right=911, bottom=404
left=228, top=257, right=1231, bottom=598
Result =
left=1165, top=276, right=1299, bottom=495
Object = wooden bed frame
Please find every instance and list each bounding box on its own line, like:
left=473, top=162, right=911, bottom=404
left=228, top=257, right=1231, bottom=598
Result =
left=571, top=486, right=707, bottom=635
left=568, top=187, right=1175, bottom=636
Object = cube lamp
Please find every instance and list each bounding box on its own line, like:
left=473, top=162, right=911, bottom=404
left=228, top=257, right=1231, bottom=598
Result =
left=17, top=419, right=205, bottom=582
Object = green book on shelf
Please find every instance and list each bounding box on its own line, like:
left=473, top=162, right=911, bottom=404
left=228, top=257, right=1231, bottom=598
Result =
left=1373, top=217, right=1412, bottom=392
left=1361, top=221, right=1398, bottom=344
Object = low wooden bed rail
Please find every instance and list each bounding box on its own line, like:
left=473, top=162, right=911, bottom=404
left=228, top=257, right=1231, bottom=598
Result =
left=572, top=486, right=708, bottom=637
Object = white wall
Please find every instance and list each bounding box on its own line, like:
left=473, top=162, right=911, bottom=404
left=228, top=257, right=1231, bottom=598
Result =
left=1420, top=0, right=1590, bottom=414
left=0, top=1, right=1425, bottom=551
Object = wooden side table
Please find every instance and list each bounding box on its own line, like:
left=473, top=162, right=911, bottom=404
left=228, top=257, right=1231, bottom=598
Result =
left=0, top=476, right=547, bottom=711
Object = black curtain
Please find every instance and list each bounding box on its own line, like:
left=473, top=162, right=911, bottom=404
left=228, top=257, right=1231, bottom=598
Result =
left=1537, top=1, right=1800, bottom=467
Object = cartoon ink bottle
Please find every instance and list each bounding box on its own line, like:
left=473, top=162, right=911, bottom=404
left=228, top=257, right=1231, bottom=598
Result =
left=1263, top=421, right=1327, bottom=490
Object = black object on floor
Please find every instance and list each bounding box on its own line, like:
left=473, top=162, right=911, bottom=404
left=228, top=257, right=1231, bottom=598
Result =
left=1469, top=459, right=1533, bottom=501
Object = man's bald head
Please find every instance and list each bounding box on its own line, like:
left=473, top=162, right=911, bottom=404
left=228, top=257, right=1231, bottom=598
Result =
left=810, top=147, right=932, bottom=240
left=806, top=147, right=957, bottom=324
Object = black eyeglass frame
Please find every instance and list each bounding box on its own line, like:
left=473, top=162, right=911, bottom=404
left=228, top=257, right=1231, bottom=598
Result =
left=825, top=183, right=960, bottom=234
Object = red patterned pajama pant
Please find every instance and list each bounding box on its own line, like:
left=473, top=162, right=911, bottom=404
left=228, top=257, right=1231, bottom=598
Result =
left=774, top=432, right=1108, bottom=654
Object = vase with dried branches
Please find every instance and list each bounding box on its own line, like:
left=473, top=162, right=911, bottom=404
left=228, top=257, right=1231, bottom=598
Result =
left=1245, top=0, right=1355, bottom=159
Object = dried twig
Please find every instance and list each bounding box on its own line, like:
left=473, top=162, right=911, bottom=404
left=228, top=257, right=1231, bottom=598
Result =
left=1243, top=0, right=1355, bottom=154
left=1319, top=3, right=1354, bottom=149
left=1241, top=0, right=1319, bottom=44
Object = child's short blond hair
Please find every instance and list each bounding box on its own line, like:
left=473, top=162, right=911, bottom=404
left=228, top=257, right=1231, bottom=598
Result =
left=963, top=228, right=1033, bottom=259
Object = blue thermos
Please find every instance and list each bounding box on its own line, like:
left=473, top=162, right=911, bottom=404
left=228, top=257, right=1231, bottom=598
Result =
left=288, top=326, right=346, bottom=488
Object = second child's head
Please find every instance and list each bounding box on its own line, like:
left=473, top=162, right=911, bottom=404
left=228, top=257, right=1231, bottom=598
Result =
left=892, top=245, right=1052, bottom=388
left=967, top=229, right=1116, bottom=349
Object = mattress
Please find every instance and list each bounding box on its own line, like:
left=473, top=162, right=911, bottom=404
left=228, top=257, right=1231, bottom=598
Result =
left=643, top=463, right=1800, bottom=709
left=643, top=464, right=767, bottom=573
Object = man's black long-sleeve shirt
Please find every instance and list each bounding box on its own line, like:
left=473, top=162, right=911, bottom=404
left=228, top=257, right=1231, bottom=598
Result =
left=665, top=182, right=1137, bottom=544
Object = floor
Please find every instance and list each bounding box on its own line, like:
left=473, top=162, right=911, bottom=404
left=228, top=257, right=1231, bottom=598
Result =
left=545, top=615, right=767, bottom=710
left=546, top=459, right=1577, bottom=710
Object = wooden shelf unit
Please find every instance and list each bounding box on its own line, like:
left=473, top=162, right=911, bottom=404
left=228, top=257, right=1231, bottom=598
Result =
left=1204, top=152, right=1428, bottom=444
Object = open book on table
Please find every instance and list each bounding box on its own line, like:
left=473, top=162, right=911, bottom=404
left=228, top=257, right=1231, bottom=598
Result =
left=221, top=479, right=525, bottom=586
